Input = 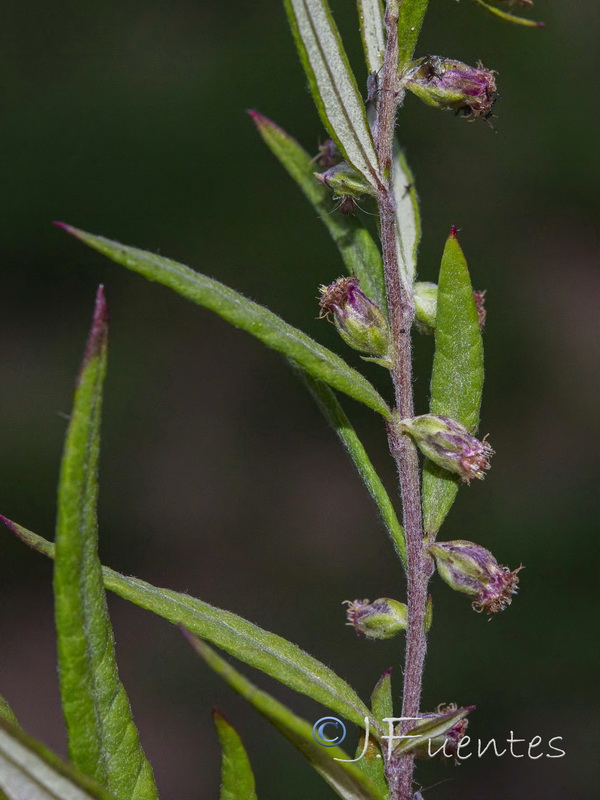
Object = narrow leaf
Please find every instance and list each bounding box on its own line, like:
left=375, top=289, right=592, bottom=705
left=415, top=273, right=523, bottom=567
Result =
left=357, top=0, right=386, bottom=75
left=422, top=229, right=484, bottom=536
left=53, top=288, right=158, bottom=800
left=300, top=372, right=406, bottom=567
left=392, top=142, right=421, bottom=288
left=472, top=0, right=544, bottom=28
left=213, top=711, right=258, bottom=800
left=56, top=225, right=391, bottom=420
left=393, top=705, right=474, bottom=755
left=0, top=719, right=119, bottom=800
left=249, top=112, right=386, bottom=312
left=187, top=636, right=386, bottom=800
left=284, top=0, right=382, bottom=189
left=397, top=0, right=430, bottom=69
left=2, top=520, right=375, bottom=732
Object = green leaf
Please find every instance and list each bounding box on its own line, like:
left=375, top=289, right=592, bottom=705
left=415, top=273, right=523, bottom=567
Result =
left=186, top=635, right=386, bottom=800
left=0, top=700, right=19, bottom=731
left=0, top=718, right=119, bottom=800
left=349, top=672, right=392, bottom=799
left=57, top=225, right=391, bottom=420
left=357, top=0, right=386, bottom=74
left=213, top=712, right=258, bottom=800
left=370, top=671, right=393, bottom=721
left=472, top=0, right=544, bottom=28
left=422, top=230, right=484, bottom=536
left=2, top=520, right=376, bottom=733
left=300, top=372, right=406, bottom=567
left=397, top=0, right=430, bottom=69
left=53, top=288, right=158, bottom=800
left=393, top=705, right=474, bottom=755
left=284, top=0, right=382, bottom=190
left=392, top=142, right=421, bottom=288
left=249, top=113, right=386, bottom=313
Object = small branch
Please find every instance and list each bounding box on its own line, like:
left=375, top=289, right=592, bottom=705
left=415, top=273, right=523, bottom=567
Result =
left=375, top=4, right=430, bottom=799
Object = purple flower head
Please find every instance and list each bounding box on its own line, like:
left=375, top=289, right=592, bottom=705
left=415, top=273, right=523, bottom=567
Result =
left=399, top=414, right=493, bottom=483
left=405, top=56, right=497, bottom=120
left=319, top=278, right=392, bottom=365
left=344, top=597, right=408, bottom=639
left=429, top=540, right=523, bottom=614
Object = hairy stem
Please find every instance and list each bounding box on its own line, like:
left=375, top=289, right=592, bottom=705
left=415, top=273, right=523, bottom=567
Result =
left=375, top=4, right=430, bottom=799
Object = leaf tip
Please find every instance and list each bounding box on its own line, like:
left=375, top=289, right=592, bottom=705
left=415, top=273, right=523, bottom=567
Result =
left=450, top=225, right=460, bottom=239
left=83, top=286, right=108, bottom=366
left=247, top=109, right=270, bottom=129
left=53, top=220, right=79, bottom=236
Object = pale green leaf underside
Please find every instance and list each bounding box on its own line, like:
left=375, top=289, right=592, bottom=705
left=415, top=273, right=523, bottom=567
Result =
left=251, top=114, right=386, bottom=313
left=213, top=713, right=258, bottom=800
left=392, top=142, right=421, bottom=288
left=285, top=0, right=381, bottom=189
left=357, top=0, right=386, bottom=74
left=61, top=227, right=391, bottom=419
left=422, top=233, right=484, bottom=536
left=397, top=0, right=430, bottom=70
left=190, top=638, right=386, bottom=800
left=300, top=372, right=406, bottom=567
left=473, top=0, right=543, bottom=27
left=0, top=720, right=118, bottom=800
left=53, top=291, right=158, bottom=800
left=3, top=521, right=374, bottom=732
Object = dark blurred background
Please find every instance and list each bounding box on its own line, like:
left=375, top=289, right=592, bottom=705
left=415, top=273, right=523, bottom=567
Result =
left=0, top=1, right=598, bottom=798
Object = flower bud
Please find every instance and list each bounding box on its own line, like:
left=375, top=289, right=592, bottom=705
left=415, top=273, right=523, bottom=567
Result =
left=344, top=598, right=408, bottom=639
left=315, top=161, right=375, bottom=199
left=429, top=540, right=522, bottom=614
left=399, top=414, right=493, bottom=483
left=405, top=56, right=497, bottom=120
left=412, top=703, right=470, bottom=761
left=319, top=277, right=392, bottom=367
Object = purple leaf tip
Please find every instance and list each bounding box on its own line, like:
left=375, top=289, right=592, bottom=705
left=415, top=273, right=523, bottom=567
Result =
left=82, top=286, right=108, bottom=367
left=450, top=225, right=459, bottom=238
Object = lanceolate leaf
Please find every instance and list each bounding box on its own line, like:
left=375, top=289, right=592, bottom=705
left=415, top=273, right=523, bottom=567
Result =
left=53, top=289, right=158, bottom=800
left=284, top=0, right=382, bottom=190
left=187, top=636, right=386, bottom=800
left=0, top=719, right=119, bottom=800
left=2, top=520, right=375, bottom=732
left=472, top=0, right=544, bottom=28
left=397, top=0, right=430, bottom=70
left=249, top=112, right=386, bottom=312
left=357, top=0, right=386, bottom=74
left=422, top=229, right=484, bottom=536
left=213, top=712, right=258, bottom=800
left=56, top=226, right=391, bottom=420
left=300, top=372, right=406, bottom=567
left=393, top=706, right=474, bottom=756
left=392, top=142, right=421, bottom=288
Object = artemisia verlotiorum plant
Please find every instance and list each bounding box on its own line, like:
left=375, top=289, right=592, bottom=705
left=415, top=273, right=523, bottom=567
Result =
left=0, top=2, right=544, bottom=799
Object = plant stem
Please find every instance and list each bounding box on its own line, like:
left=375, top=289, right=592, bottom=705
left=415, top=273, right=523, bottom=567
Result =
left=375, top=4, right=430, bottom=799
